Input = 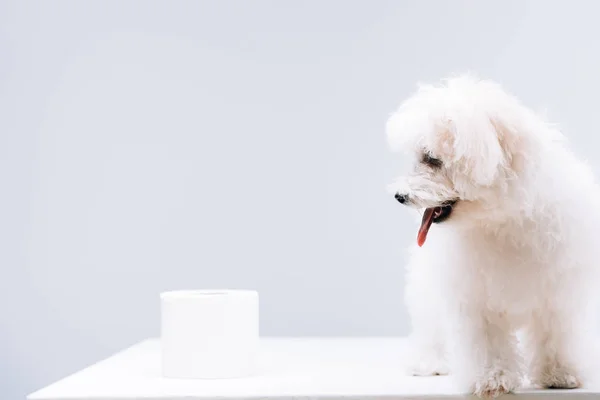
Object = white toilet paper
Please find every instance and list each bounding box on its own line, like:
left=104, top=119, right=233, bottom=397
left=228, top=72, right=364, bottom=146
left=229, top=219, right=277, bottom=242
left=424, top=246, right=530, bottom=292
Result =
left=160, top=290, right=259, bottom=379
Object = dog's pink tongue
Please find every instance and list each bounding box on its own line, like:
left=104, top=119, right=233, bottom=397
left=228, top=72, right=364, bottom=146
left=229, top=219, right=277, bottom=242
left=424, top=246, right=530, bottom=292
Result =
left=417, top=207, right=438, bottom=247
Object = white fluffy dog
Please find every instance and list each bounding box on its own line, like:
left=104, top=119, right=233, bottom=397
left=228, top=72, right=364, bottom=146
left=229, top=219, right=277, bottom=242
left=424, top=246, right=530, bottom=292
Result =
left=386, top=75, right=599, bottom=397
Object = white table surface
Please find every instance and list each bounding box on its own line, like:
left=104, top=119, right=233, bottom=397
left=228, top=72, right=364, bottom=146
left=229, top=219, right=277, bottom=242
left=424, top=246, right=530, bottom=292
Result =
left=28, top=338, right=600, bottom=400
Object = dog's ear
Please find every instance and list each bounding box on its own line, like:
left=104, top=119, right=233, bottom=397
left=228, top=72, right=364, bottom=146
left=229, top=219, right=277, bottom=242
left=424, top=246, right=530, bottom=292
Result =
left=448, top=115, right=510, bottom=186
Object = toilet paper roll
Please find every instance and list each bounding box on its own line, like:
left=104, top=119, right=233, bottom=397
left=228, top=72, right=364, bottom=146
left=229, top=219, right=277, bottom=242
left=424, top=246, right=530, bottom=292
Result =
left=160, top=290, right=259, bottom=379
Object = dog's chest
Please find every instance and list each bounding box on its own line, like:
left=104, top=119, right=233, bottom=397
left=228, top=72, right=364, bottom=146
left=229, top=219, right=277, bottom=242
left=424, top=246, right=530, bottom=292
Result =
left=468, top=232, right=550, bottom=313
left=484, top=262, right=543, bottom=314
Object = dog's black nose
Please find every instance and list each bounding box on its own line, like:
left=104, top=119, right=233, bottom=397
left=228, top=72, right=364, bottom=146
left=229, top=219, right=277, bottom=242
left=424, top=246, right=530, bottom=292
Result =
left=395, top=193, right=408, bottom=204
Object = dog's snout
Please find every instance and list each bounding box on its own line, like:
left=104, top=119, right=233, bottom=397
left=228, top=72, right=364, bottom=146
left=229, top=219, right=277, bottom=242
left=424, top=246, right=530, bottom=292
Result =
left=395, top=193, right=408, bottom=204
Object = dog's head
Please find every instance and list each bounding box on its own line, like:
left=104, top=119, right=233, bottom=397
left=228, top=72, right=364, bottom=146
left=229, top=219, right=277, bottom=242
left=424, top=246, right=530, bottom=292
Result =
left=387, top=75, right=557, bottom=246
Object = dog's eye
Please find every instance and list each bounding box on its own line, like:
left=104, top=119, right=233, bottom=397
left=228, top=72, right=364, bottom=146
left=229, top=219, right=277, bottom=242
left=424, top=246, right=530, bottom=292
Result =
left=422, top=153, right=443, bottom=168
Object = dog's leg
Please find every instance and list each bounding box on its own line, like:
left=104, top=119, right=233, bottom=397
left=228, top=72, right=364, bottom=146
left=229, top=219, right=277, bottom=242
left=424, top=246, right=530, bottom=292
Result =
left=451, top=309, right=523, bottom=398
left=404, top=258, right=449, bottom=376
left=524, top=306, right=591, bottom=389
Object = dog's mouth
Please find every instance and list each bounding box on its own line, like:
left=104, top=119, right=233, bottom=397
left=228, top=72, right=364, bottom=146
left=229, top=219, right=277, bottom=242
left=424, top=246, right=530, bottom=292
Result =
left=417, top=200, right=457, bottom=247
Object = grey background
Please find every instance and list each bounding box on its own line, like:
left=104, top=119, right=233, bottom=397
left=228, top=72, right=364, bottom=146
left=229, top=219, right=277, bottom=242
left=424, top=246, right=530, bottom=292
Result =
left=2, top=0, right=600, bottom=398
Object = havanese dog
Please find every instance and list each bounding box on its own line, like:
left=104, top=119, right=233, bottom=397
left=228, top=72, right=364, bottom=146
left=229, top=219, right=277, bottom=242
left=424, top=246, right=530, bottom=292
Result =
left=387, top=75, right=599, bottom=397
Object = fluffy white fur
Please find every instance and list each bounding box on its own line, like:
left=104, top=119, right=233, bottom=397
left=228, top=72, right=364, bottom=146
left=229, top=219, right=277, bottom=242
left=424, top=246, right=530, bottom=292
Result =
left=387, top=75, right=600, bottom=397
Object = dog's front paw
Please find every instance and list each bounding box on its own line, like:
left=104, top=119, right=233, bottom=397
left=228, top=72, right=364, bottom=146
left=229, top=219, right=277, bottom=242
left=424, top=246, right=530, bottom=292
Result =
left=472, top=368, right=521, bottom=398
left=534, top=366, right=581, bottom=389
left=406, top=350, right=449, bottom=376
